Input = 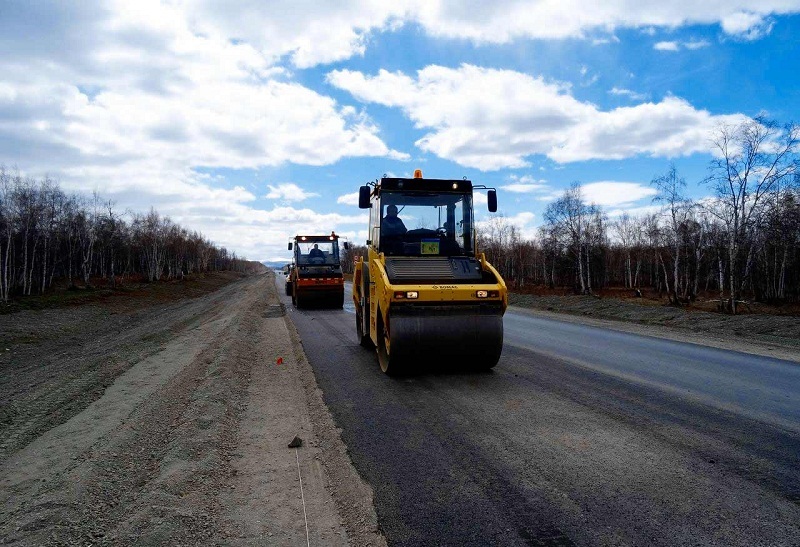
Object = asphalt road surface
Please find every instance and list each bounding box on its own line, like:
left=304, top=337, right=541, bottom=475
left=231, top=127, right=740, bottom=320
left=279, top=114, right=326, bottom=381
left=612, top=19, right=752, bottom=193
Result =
left=278, top=277, right=800, bottom=546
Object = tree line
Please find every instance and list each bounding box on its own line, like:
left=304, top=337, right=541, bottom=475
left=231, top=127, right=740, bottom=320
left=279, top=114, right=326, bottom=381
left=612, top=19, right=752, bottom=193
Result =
left=478, top=116, right=799, bottom=314
left=0, top=166, right=252, bottom=302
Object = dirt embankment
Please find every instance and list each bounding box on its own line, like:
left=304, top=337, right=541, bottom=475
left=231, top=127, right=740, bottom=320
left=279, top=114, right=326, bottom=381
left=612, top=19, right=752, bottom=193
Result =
left=509, top=292, right=800, bottom=362
left=0, top=271, right=384, bottom=546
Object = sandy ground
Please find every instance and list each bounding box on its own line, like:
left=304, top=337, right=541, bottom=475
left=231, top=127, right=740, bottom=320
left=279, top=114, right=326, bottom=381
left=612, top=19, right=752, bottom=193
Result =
left=0, top=272, right=385, bottom=546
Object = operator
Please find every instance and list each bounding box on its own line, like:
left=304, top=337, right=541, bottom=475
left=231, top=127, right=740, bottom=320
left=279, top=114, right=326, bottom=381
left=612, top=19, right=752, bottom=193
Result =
left=382, top=204, right=407, bottom=236
left=441, top=219, right=461, bottom=254
left=308, top=243, right=325, bottom=259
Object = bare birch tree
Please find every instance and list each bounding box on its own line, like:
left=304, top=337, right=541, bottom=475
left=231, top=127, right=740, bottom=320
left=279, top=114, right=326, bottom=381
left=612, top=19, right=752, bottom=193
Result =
left=652, top=164, right=694, bottom=304
left=545, top=183, right=592, bottom=294
left=704, top=115, right=799, bottom=313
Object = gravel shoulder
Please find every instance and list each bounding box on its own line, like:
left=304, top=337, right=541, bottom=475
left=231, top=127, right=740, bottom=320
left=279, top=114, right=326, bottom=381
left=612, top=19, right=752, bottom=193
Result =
left=509, top=293, right=800, bottom=364
left=0, top=271, right=384, bottom=545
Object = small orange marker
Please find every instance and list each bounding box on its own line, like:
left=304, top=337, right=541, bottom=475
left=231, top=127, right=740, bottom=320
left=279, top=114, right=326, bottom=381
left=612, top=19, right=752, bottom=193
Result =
left=276, top=357, right=283, bottom=365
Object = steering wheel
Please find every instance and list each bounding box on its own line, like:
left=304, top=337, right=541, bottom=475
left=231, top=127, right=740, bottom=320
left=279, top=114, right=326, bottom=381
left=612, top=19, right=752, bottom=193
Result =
left=436, top=226, right=448, bottom=236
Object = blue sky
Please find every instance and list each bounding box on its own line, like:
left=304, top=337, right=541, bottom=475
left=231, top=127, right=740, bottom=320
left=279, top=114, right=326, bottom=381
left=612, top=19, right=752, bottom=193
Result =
left=1, top=1, right=799, bottom=261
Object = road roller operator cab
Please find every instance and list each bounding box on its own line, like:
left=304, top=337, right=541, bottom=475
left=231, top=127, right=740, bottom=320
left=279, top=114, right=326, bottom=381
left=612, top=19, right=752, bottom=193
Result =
left=352, top=170, right=507, bottom=375
left=287, top=233, right=348, bottom=309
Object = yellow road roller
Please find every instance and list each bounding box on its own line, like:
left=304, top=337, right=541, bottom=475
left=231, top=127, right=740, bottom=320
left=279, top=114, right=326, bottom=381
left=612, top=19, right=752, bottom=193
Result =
left=352, top=170, right=507, bottom=374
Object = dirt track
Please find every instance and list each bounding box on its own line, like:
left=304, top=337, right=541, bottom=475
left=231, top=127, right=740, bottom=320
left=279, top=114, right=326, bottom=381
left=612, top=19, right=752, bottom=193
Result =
left=0, top=272, right=384, bottom=546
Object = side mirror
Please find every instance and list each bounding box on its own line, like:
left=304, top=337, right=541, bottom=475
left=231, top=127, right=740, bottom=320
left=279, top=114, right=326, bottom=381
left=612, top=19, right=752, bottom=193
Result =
left=488, top=189, right=497, bottom=213
left=343, top=241, right=350, bottom=250
left=287, top=242, right=293, bottom=250
left=358, top=186, right=371, bottom=209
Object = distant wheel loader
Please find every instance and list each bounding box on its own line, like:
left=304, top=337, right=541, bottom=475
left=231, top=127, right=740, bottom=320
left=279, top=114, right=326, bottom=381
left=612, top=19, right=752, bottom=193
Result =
left=287, top=233, right=348, bottom=309
left=352, top=170, right=507, bottom=374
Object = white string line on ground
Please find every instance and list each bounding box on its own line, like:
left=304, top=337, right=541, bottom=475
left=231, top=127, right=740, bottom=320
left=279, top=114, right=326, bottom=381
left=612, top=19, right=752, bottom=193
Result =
left=296, top=447, right=311, bottom=547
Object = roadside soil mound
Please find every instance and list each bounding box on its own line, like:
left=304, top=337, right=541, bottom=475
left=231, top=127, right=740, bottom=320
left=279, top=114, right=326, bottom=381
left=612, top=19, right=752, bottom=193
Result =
left=0, top=270, right=256, bottom=316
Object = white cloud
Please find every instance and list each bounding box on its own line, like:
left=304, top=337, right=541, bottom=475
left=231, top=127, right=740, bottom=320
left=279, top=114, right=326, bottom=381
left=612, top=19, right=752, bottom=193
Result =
left=476, top=211, right=538, bottom=240
left=504, top=183, right=549, bottom=193
left=512, top=174, right=544, bottom=184
left=685, top=39, right=711, bottom=50
left=536, top=181, right=657, bottom=208
left=592, top=35, right=620, bottom=45
left=503, top=174, right=549, bottom=193
left=606, top=204, right=662, bottom=218
left=328, top=65, right=582, bottom=169
left=0, top=6, right=405, bottom=172
left=266, top=183, right=320, bottom=201
left=337, top=191, right=361, bottom=206
left=654, top=41, right=680, bottom=51
left=329, top=64, right=748, bottom=169
left=410, top=2, right=798, bottom=43
left=178, top=1, right=410, bottom=68
left=655, top=39, right=712, bottom=52
left=0, top=2, right=408, bottom=261
left=721, top=11, right=775, bottom=40
left=1, top=3, right=791, bottom=85
left=191, top=201, right=368, bottom=261
left=201, top=202, right=368, bottom=261
left=2, top=1, right=794, bottom=260
left=68, top=2, right=792, bottom=73
left=609, top=87, right=648, bottom=101
left=43, top=158, right=368, bottom=261
left=549, top=97, right=747, bottom=163
left=581, top=181, right=657, bottom=207
left=507, top=212, right=537, bottom=240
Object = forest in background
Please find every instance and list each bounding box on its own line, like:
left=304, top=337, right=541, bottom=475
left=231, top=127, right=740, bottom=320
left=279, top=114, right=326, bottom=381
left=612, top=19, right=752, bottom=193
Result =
left=342, top=117, right=800, bottom=314
left=0, top=166, right=253, bottom=303
left=4, top=117, right=797, bottom=314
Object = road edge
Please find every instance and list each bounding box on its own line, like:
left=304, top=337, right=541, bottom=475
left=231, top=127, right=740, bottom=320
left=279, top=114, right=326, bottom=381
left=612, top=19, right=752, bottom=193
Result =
left=281, top=297, right=388, bottom=547
left=509, top=305, right=800, bottom=364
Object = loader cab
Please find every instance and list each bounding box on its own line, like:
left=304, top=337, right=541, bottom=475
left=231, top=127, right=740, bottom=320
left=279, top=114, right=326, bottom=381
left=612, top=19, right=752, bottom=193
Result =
left=361, top=176, right=496, bottom=257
